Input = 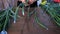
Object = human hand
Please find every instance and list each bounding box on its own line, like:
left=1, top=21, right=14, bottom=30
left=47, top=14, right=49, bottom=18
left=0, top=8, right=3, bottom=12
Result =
left=19, top=0, right=36, bottom=4
left=28, top=0, right=36, bottom=4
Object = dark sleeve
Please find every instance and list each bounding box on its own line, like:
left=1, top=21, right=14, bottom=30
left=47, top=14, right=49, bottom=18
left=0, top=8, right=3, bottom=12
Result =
left=17, top=1, right=22, bottom=6
left=29, top=1, right=37, bottom=7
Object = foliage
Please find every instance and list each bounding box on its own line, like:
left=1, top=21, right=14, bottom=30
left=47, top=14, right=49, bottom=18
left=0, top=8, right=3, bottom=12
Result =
left=0, top=7, right=19, bottom=31
left=41, top=3, right=60, bottom=26
left=0, top=1, right=60, bottom=32
left=34, top=10, right=48, bottom=30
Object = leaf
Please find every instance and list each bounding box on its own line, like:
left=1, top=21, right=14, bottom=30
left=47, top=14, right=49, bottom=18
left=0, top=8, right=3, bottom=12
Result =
left=34, top=12, right=48, bottom=30
left=13, top=7, right=19, bottom=23
left=3, top=9, right=9, bottom=30
left=22, top=7, right=24, bottom=16
left=41, top=3, right=60, bottom=26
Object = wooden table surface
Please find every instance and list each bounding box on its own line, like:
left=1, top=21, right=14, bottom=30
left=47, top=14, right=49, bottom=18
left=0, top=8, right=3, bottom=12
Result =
left=7, top=7, right=60, bottom=34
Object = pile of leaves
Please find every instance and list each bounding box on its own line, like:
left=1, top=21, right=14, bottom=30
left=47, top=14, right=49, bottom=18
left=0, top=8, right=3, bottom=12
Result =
left=0, top=3, right=48, bottom=33
left=41, top=3, right=60, bottom=26
left=0, top=1, right=60, bottom=34
left=0, top=7, right=19, bottom=32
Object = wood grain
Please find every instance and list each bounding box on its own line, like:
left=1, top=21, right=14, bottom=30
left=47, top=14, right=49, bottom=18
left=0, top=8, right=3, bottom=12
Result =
left=7, top=8, right=60, bottom=34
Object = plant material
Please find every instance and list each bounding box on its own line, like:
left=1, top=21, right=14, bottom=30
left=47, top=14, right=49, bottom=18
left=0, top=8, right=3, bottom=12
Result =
left=26, top=0, right=29, bottom=3
left=13, top=7, right=19, bottom=23
left=22, top=7, right=25, bottom=16
left=41, top=3, right=60, bottom=26
left=19, top=3, right=25, bottom=16
left=0, top=6, right=20, bottom=31
left=34, top=10, right=48, bottom=30
left=41, top=0, right=47, bottom=5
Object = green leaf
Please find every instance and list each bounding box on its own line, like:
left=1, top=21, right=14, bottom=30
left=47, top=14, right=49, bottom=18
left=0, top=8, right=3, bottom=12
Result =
left=22, top=7, right=24, bottom=16
left=14, top=7, right=19, bottom=23
left=34, top=12, right=48, bottom=30
left=3, top=9, right=9, bottom=30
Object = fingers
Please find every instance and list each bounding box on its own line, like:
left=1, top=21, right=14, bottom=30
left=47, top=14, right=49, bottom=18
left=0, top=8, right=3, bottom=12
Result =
left=19, top=0, right=25, bottom=3
left=18, top=0, right=36, bottom=5
left=28, top=0, right=36, bottom=4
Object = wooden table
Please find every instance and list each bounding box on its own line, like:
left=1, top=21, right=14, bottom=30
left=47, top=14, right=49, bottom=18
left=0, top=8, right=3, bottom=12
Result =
left=7, top=8, right=60, bottom=34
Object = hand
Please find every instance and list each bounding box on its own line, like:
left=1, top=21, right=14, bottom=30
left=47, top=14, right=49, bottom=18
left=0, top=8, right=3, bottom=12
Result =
left=19, top=0, right=36, bottom=4
left=28, top=0, right=36, bottom=4
left=19, top=0, right=25, bottom=3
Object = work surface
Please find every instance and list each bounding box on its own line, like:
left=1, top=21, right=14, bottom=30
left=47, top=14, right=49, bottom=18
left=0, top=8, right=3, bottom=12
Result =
left=7, top=8, right=60, bottom=34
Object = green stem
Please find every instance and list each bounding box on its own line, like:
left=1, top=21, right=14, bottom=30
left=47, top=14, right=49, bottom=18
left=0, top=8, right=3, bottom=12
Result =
left=3, top=9, right=9, bottom=30
left=14, top=7, right=19, bottom=23
left=22, top=7, right=24, bottom=16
